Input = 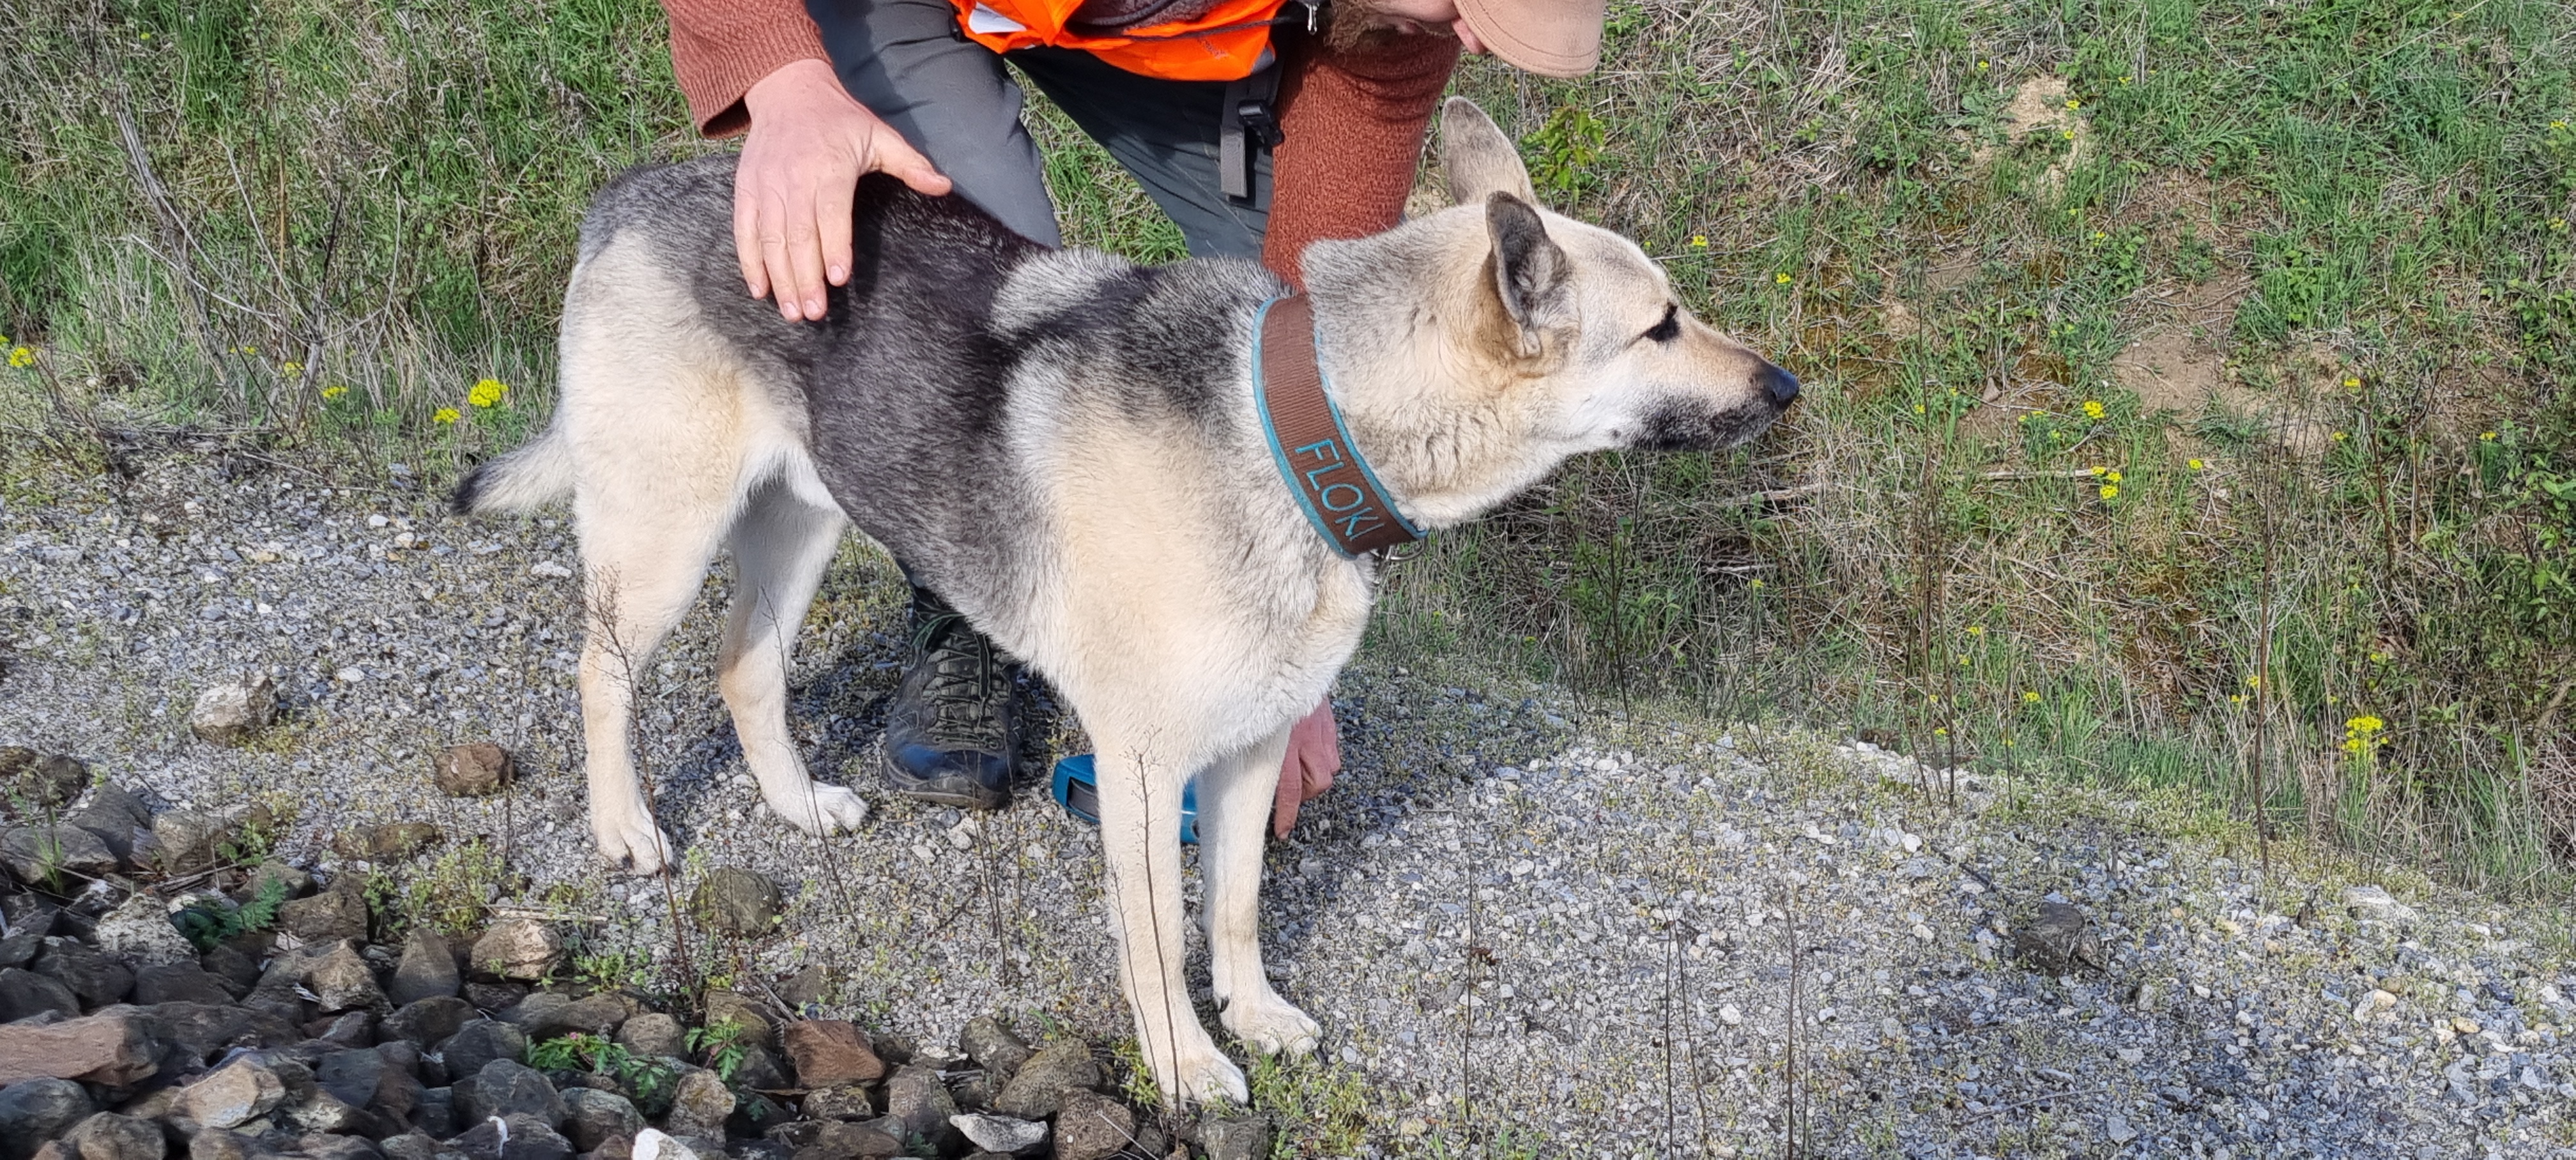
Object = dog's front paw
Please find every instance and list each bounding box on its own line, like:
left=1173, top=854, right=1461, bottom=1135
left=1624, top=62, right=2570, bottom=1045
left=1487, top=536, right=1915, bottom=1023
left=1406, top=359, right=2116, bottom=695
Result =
left=763, top=782, right=870, bottom=836
left=1222, top=993, right=1321, bottom=1056
left=1162, top=1043, right=1250, bottom=1107
left=595, top=815, right=677, bottom=876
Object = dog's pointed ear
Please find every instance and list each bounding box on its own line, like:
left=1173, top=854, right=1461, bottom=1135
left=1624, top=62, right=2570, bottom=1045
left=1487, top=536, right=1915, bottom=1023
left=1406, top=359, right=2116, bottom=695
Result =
left=1442, top=97, right=1537, bottom=206
left=1485, top=192, right=1572, bottom=356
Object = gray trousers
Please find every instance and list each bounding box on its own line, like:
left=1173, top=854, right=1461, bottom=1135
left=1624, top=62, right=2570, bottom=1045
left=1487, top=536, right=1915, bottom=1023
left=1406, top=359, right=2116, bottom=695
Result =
left=807, top=0, right=1272, bottom=259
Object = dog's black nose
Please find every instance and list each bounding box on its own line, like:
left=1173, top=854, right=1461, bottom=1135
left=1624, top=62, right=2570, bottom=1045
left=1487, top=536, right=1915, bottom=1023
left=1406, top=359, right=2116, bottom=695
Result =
left=1754, top=362, right=1800, bottom=406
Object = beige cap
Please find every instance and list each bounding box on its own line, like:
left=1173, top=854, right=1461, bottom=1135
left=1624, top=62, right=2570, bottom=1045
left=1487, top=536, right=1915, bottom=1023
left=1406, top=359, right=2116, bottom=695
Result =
left=1455, top=0, right=1607, bottom=78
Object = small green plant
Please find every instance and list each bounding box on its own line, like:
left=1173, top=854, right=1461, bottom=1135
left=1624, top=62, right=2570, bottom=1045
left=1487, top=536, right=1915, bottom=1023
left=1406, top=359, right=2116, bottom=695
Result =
left=523, top=1032, right=677, bottom=1112
left=686, top=1018, right=752, bottom=1083
left=399, top=839, right=516, bottom=936
left=172, top=874, right=291, bottom=952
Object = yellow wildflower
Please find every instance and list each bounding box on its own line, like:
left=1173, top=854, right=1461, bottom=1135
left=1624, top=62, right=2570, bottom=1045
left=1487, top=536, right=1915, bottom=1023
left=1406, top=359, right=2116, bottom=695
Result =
left=1966, top=625, right=1984, bottom=637
left=2331, top=431, right=2350, bottom=443
left=2104, top=469, right=2123, bottom=484
left=1690, top=234, right=1708, bottom=248
left=2082, top=399, right=2106, bottom=420
left=282, top=361, right=303, bottom=377
left=2065, top=98, right=2080, bottom=110
left=2099, top=484, right=2119, bottom=500
left=321, top=385, right=349, bottom=400
left=468, top=378, right=508, bottom=408
left=1977, top=60, right=1989, bottom=71
left=2119, top=75, right=2133, bottom=84
left=1749, top=579, right=1765, bottom=591
left=2089, top=465, right=2108, bottom=477
left=2480, top=431, right=2497, bottom=441
left=2188, top=457, right=2205, bottom=471
left=2343, top=376, right=2360, bottom=389
left=1913, top=404, right=1927, bottom=415
left=2060, top=130, right=2076, bottom=141
left=6, top=346, right=31, bottom=369
left=2021, top=691, right=2041, bottom=703
left=2244, top=674, right=2262, bottom=689
left=1774, top=272, right=1793, bottom=284
left=433, top=408, right=461, bottom=425
left=1933, top=726, right=1949, bottom=738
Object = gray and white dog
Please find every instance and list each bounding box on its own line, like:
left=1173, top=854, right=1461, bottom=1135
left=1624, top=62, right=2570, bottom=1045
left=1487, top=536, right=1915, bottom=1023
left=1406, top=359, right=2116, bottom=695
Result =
left=457, top=98, right=1795, bottom=1103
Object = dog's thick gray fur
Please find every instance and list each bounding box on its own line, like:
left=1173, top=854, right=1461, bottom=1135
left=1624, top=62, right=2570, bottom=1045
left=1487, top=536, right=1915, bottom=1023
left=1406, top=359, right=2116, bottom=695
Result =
left=458, top=98, right=1795, bottom=1104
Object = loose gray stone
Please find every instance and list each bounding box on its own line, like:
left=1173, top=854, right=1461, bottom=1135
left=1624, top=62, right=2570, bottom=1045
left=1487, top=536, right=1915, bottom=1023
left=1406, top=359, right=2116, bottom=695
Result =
left=387, top=929, right=461, bottom=1007
left=949, top=1113, right=1045, bottom=1155
left=780, top=1019, right=880, bottom=1088
left=2342, top=884, right=2419, bottom=922
left=468, top=920, right=560, bottom=982
left=2012, top=901, right=2103, bottom=973
left=318, top=1046, right=423, bottom=1126
left=188, top=675, right=277, bottom=745
left=434, top=744, right=514, bottom=798
left=0, top=967, right=91, bottom=1023
left=512, top=992, right=632, bottom=1042
left=687, top=869, right=779, bottom=938
left=2104, top=1111, right=2138, bottom=1143
left=88, top=896, right=195, bottom=968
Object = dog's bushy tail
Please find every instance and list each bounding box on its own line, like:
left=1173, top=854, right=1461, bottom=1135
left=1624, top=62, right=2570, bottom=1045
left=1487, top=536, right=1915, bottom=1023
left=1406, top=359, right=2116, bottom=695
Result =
left=450, top=430, right=574, bottom=515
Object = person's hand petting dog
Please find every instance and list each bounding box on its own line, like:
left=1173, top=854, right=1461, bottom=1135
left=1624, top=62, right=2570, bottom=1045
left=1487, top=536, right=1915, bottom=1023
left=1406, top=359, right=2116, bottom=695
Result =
left=735, top=58, right=949, bottom=322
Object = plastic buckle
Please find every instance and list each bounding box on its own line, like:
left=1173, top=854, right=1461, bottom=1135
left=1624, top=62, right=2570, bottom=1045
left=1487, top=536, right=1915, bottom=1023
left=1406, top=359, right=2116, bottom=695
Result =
left=1238, top=99, right=1284, bottom=149
left=1050, top=754, right=1200, bottom=844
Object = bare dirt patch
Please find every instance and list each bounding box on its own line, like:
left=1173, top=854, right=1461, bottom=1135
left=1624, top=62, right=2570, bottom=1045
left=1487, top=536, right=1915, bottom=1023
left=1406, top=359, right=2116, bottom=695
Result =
left=2113, top=327, right=2225, bottom=416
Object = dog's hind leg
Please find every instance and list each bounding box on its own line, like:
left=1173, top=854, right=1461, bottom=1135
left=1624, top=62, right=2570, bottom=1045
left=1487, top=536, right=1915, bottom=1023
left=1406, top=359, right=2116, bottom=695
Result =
left=717, top=475, right=867, bottom=835
left=1090, top=740, right=1248, bottom=1106
left=1197, top=724, right=1322, bottom=1057
left=574, top=494, right=732, bottom=874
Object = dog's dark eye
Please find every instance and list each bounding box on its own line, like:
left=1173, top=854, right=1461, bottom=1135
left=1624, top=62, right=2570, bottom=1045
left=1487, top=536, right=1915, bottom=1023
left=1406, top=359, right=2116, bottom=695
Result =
left=1643, top=305, right=1680, bottom=344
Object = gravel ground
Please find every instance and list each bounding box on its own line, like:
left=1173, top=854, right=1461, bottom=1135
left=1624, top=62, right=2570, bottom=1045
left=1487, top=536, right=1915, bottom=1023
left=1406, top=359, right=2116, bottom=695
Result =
left=4, top=444, right=2574, bottom=1157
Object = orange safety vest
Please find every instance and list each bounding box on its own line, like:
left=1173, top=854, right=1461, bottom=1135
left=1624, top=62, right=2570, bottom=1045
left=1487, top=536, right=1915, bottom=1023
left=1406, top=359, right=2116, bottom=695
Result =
left=949, top=0, right=1291, bottom=81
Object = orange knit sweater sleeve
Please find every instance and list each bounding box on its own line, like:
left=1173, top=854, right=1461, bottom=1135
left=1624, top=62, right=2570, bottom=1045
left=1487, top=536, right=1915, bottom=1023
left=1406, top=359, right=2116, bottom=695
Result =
left=660, top=0, right=833, bottom=137
left=1261, top=31, right=1462, bottom=291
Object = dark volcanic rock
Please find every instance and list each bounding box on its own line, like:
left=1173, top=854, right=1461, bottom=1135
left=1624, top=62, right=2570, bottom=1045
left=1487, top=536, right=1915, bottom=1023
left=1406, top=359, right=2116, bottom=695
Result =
left=445, top=1113, right=569, bottom=1160
left=957, top=1017, right=1029, bottom=1089
left=1051, top=1090, right=1132, bottom=1160
left=134, top=962, right=234, bottom=1007
left=881, top=1066, right=959, bottom=1154
left=2013, top=901, right=2106, bottom=973
left=386, top=930, right=461, bottom=1007
left=379, top=996, right=475, bottom=1049
left=558, top=1088, right=642, bottom=1152
left=33, top=938, right=135, bottom=1009
left=275, top=884, right=369, bottom=945
left=0, top=1078, right=96, bottom=1160
left=454, top=1058, right=567, bottom=1129
left=433, top=1020, right=526, bottom=1086
left=0, top=966, right=83, bottom=1023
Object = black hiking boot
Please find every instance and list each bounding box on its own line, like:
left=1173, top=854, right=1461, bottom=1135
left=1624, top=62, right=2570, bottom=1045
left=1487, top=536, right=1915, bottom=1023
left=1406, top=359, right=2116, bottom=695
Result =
left=880, top=586, right=1018, bottom=809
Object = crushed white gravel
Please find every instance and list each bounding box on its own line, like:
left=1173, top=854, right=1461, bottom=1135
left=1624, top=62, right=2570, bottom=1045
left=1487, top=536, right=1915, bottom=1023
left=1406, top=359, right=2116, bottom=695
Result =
left=3, top=448, right=2573, bottom=1157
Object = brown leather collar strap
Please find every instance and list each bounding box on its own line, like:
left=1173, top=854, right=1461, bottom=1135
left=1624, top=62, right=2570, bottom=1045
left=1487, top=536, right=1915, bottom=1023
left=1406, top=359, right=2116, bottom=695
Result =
left=1254, top=294, right=1424, bottom=558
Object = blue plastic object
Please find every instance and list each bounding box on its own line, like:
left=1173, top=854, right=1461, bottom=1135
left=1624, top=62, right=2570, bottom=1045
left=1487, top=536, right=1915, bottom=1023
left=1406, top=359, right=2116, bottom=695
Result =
left=1049, top=754, right=1199, bottom=844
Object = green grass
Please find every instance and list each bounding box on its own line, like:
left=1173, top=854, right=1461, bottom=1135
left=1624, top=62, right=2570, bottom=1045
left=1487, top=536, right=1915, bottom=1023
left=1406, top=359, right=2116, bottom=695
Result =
left=2, top=0, right=2570, bottom=907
